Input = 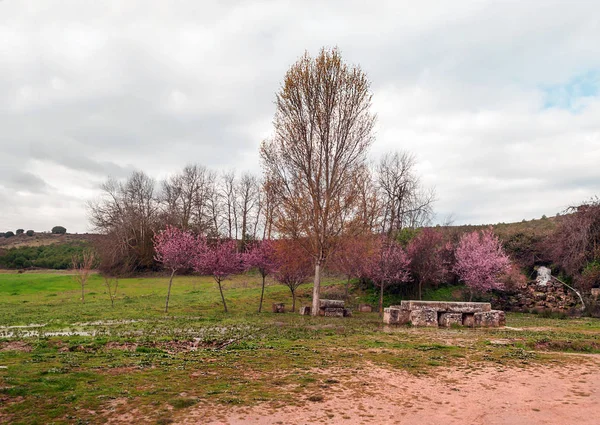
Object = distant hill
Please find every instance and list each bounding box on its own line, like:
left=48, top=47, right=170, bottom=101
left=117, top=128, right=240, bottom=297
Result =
left=0, top=233, right=103, bottom=270
left=0, top=233, right=101, bottom=250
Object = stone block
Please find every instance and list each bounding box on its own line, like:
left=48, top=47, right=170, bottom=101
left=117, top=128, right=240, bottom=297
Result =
left=438, top=312, right=463, bottom=327
left=322, top=307, right=344, bottom=317
left=473, top=310, right=506, bottom=327
left=299, top=306, right=311, bottom=315
left=409, top=309, right=438, bottom=327
left=463, top=313, right=475, bottom=327
left=272, top=303, right=285, bottom=313
left=319, top=299, right=345, bottom=309
left=383, top=308, right=410, bottom=325
left=358, top=304, right=373, bottom=313
left=400, top=300, right=491, bottom=313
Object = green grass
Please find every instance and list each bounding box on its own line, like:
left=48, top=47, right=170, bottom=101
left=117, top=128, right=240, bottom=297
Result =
left=1, top=271, right=599, bottom=424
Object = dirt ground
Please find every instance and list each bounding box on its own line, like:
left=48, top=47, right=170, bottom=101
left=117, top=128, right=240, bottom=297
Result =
left=176, top=356, right=600, bottom=425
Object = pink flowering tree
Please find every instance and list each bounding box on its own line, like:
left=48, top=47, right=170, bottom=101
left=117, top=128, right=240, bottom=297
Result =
left=154, top=225, right=197, bottom=313
left=367, top=238, right=411, bottom=314
left=407, top=228, right=447, bottom=300
left=273, top=239, right=313, bottom=312
left=454, top=228, right=511, bottom=301
left=330, top=236, right=376, bottom=300
left=244, top=239, right=280, bottom=313
left=193, top=238, right=244, bottom=313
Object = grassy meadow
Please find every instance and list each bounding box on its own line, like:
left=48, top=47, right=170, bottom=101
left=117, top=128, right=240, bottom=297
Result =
left=1, top=271, right=600, bottom=424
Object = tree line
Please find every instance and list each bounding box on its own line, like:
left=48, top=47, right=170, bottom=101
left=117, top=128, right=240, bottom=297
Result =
left=86, top=46, right=598, bottom=315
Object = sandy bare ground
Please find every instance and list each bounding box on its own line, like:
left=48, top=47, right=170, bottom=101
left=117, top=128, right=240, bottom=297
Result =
left=175, top=357, right=600, bottom=425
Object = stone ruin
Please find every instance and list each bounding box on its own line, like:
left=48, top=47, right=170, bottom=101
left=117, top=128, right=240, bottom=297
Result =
left=383, top=300, right=506, bottom=327
left=494, top=267, right=582, bottom=313
left=300, top=299, right=352, bottom=317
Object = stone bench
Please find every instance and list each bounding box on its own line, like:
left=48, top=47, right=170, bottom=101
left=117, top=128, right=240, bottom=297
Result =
left=383, top=301, right=505, bottom=328
left=299, top=299, right=352, bottom=317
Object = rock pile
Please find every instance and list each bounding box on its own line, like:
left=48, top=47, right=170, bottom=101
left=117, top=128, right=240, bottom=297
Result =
left=495, top=268, right=581, bottom=313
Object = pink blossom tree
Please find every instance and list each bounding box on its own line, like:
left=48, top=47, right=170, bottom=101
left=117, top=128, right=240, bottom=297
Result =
left=330, top=236, right=376, bottom=300
left=454, top=228, right=511, bottom=301
left=154, top=225, right=197, bottom=313
left=272, top=239, right=313, bottom=312
left=367, top=238, right=411, bottom=314
left=193, top=238, right=244, bottom=313
left=407, top=228, right=447, bottom=300
left=244, top=239, right=280, bottom=312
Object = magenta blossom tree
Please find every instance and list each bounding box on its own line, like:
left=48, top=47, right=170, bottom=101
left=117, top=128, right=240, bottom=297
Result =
left=454, top=228, right=511, bottom=301
left=407, top=228, right=447, bottom=300
left=330, top=236, right=375, bottom=301
left=154, top=225, right=197, bottom=313
left=244, top=239, right=280, bottom=313
left=367, top=238, right=411, bottom=314
left=193, top=238, right=244, bottom=313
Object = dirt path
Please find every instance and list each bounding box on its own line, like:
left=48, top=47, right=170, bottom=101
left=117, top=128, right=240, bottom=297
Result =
left=178, top=358, right=600, bottom=425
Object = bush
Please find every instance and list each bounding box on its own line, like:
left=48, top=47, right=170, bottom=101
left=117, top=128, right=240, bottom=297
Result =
left=0, top=242, right=89, bottom=269
left=51, top=226, right=67, bottom=234
left=16, top=229, right=24, bottom=235
left=4, top=231, right=15, bottom=238
left=26, top=230, right=34, bottom=237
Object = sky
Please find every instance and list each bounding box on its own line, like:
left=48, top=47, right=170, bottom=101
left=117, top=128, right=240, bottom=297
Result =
left=1, top=0, right=599, bottom=233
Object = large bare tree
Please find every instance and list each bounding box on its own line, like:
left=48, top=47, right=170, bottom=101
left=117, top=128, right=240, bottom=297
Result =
left=236, top=172, right=260, bottom=247
left=377, top=151, right=435, bottom=235
left=260, top=47, right=376, bottom=315
left=88, top=171, right=159, bottom=273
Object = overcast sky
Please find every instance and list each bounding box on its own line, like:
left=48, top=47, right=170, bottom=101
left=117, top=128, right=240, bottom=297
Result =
left=1, top=0, right=599, bottom=233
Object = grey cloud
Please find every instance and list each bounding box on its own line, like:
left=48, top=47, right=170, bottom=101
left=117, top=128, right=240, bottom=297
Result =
left=1, top=0, right=600, bottom=232
left=0, top=169, right=48, bottom=194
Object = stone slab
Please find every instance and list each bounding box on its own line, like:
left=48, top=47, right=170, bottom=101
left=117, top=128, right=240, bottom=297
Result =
left=383, top=308, right=410, bottom=325
left=322, top=307, right=344, bottom=317
left=438, top=312, right=463, bottom=327
left=299, top=306, right=311, bottom=315
left=463, top=313, right=475, bottom=327
left=358, top=304, right=373, bottom=313
left=409, top=309, right=438, bottom=327
left=473, top=310, right=506, bottom=327
left=400, top=300, right=491, bottom=313
left=319, top=299, right=345, bottom=309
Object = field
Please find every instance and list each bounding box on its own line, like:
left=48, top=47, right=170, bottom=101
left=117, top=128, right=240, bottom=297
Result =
left=1, top=272, right=600, bottom=424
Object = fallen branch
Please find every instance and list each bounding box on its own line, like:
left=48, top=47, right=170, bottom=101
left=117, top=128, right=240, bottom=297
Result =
left=550, top=276, right=586, bottom=311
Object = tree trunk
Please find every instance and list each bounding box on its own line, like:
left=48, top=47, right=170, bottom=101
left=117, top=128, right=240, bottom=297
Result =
left=419, top=280, right=422, bottom=300
left=217, top=277, right=228, bottom=313
left=469, top=288, right=473, bottom=302
left=311, top=261, right=321, bottom=316
left=379, top=282, right=384, bottom=315
left=345, top=276, right=350, bottom=301
left=81, top=280, right=85, bottom=304
left=258, top=273, right=266, bottom=313
left=165, top=269, right=176, bottom=313
left=291, top=289, right=296, bottom=312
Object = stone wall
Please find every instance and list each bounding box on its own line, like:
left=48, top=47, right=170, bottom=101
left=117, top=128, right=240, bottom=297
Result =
left=494, top=279, right=580, bottom=313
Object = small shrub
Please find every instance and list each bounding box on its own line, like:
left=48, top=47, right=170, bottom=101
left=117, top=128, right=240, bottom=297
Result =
left=26, top=230, right=34, bottom=237
left=5, top=231, right=15, bottom=238
left=16, top=229, right=24, bottom=235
